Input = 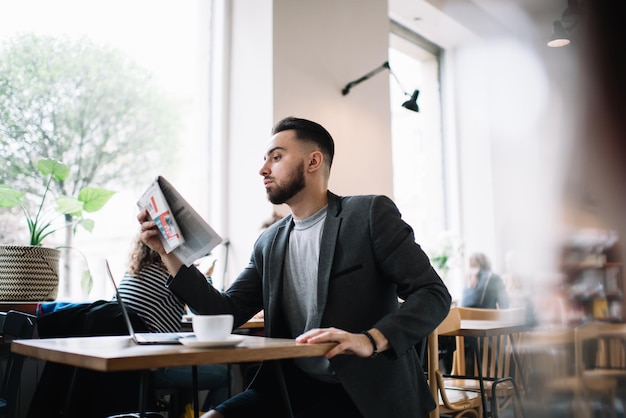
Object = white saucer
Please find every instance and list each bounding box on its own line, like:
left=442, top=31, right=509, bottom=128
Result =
left=179, top=335, right=244, bottom=348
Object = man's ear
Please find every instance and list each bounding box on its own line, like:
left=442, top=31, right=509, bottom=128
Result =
left=307, top=151, right=324, bottom=172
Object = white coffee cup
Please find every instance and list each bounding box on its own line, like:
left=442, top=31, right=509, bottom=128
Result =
left=192, top=314, right=233, bottom=341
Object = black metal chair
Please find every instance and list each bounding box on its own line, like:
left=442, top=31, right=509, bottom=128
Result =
left=0, top=310, right=38, bottom=418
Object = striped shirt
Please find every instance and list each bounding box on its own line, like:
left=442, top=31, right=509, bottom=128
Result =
left=115, top=264, right=186, bottom=333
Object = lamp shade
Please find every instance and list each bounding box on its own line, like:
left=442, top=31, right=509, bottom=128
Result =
left=547, top=20, right=571, bottom=47
left=402, top=90, right=420, bottom=112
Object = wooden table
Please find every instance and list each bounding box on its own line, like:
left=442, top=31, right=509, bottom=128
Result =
left=440, top=319, right=529, bottom=418
left=12, top=334, right=334, bottom=417
left=517, top=325, right=574, bottom=348
left=441, top=319, right=529, bottom=337
left=240, top=317, right=264, bottom=329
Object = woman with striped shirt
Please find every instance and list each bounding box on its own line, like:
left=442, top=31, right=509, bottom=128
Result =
left=117, top=235, right=229, bottom=413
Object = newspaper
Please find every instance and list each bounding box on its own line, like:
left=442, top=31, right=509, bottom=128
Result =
left=137, top=176, right=223, bottom=266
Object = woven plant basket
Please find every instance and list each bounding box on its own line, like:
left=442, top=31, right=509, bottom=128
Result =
left=0, top=245, right=60, bottom=301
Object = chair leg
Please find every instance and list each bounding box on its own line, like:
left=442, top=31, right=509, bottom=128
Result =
left=491, top=377, right=524, bottom=418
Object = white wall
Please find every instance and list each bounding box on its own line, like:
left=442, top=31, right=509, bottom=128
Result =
left=389, top=0, right=576, bottom=284
left=273, top=0, right=393, bottom=197
left=427, top=2, right=576, bottom=282
left=220, top=0, right=578, bottom=292
left=221, top=0, right=394, bottom=286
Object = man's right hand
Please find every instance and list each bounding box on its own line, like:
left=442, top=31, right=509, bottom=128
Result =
left=137, top=209, right=166, bottom=255
left=137, top=209, right=184, bottom=275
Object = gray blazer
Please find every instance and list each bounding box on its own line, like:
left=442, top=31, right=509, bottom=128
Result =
left=167, top=192, right=451, bottom=418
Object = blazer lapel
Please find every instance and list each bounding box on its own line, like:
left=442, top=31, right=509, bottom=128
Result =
left=264, top=218, right=292, bottom=335
left=316, top=193, right=342, bottom=323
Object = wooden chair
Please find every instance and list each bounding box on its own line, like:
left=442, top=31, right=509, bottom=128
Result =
left=0, top=310, right=38, bottom=418
left=428, top=307, right=483, bottom=418
left=445, top=307, right=526, bottom=418
left=519, top=326, right=581, bottom=417
left=450, top=308, right=525, bottom=376
left=572, top=321, right=626, bottom=418
left=451, top=307, right=526, bottom=322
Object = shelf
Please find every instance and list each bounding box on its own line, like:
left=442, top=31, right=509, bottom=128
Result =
left=560, top=230, right=623, bottom=323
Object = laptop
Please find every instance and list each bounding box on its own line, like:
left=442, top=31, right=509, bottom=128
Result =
left=105, top=259, right=189, bottom=345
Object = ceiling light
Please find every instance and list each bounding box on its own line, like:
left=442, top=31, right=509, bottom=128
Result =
left=547, top=0, right=582, bottom=48
left=547, top=20, right=571, bottom=47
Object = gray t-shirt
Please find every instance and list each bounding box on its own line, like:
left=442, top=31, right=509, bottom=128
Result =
left=282, top=205, right=336, bottom=382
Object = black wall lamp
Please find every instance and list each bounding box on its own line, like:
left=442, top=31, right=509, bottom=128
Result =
left=341, top=61, right=420, bottom=112
left=547, top=0, right=582, bottom=47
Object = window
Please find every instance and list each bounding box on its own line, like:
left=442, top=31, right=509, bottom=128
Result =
left=389, top=28, right=448, bottom=259
left=0, top=0, right=216, bottom=300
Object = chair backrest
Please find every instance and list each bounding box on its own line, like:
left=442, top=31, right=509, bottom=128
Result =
left=436, top=307, right=462, bottom=335
left=575, top=321, right=626, bottom=375
left=0, top=310, right=38, bottom=417
left=427, top=307, right=482, bottom=418
left=456, top=307, right=526, bottom=322
left=453, top=308, right=524, bottom=379
left=517, top=326, right=575, bottom=405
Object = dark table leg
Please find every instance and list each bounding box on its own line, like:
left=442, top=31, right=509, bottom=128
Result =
left=467, top=337, right=488, bottom=418
left=192, top=365, right=199, bottom=418
left=138, top=369, right=150, bottom=417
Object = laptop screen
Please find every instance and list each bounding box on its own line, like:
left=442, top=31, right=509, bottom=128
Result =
left=105, top=259, right=138, bottom=339
left=105, top=259, right=184, bottom=344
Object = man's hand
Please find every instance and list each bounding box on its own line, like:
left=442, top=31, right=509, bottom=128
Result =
left=137, top=209, right=184, bottom=275
left=296, top=327, right=388, bottom=359
left=137, top=209, right=166, bottom=255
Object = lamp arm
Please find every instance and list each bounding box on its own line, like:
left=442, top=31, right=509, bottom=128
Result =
left=341, top=61, right=390, bottom=95
left=389, top=68, right=409, bottom=96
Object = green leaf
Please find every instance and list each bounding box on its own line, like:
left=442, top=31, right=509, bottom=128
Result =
left=0, top=185, right=24, bottom=207
left=81, top=268, right=93, bottom=296
left=77, top=218, right=95, bottom=233
left=37, top=159, right=70, bottom=181
left=78, top=187, right=115, bottom=212
left=56, top=196, right=84, bottom=216
left=431, top=254, right=449, bottom=270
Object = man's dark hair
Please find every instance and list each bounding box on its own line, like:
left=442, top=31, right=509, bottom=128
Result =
left=272, top=116, right=335, bottom=168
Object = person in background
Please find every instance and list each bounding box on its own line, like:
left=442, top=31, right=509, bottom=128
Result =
left=138, top=116, right=451, bottom=418
left=461, top=252, right=510, bottom=309
left=501, top=250, right=538, bottom=325
left=116, top=234, right=230, bottom=413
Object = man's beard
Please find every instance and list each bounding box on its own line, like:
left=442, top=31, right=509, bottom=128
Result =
left=266, top=162, right=306, bottom=205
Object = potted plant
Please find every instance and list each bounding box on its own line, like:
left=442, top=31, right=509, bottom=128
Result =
left=429, top=231, right=464, bottom=283
left=0, top=158, right=114, bottom=301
